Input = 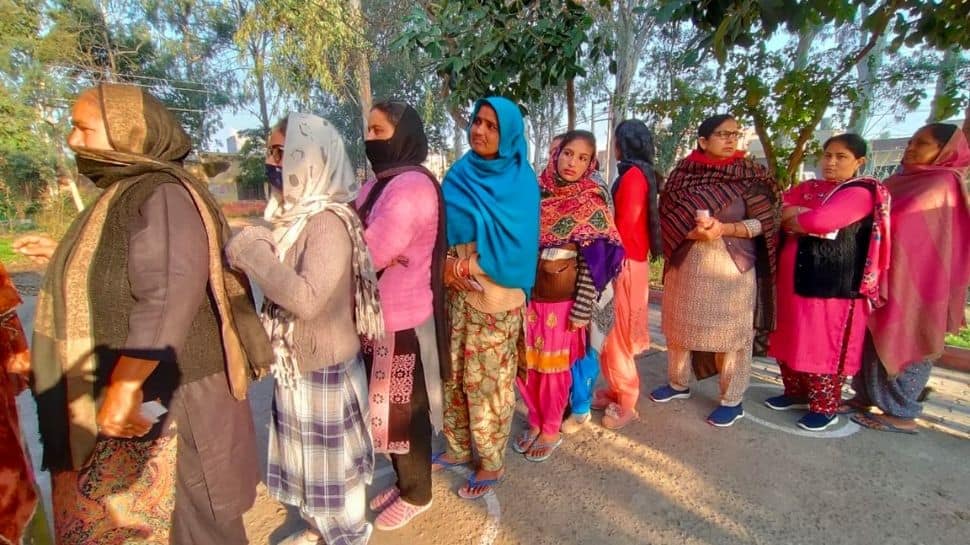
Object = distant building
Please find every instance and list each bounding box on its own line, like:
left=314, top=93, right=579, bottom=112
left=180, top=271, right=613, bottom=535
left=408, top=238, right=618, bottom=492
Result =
left=226, top=131, right=249, bottom=154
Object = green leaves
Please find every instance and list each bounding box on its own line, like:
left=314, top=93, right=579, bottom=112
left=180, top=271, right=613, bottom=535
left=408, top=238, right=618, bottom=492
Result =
left=397, top=0, right=603, bottom=112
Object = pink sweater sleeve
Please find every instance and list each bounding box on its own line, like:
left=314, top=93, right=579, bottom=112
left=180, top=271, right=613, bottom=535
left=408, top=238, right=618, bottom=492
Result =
left=796, top=186, right=874, bottom=235
left=363, top=173, right=438, bottom=270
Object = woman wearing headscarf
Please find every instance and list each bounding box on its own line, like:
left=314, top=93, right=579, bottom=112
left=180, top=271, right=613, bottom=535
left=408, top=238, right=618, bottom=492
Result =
left=432, top=97, right=539, bottom=499
left=589, top=119, right=663, bottom=430
left=354, top=101, right=447, bottom=530
left=766, top=134, right=891, bottom=432
left=27, top=83, right=272, bottom=544
left=226, top=113, right=382, bottom=545
left=513, top=130, right=623, bottom=459
left=849, top=123, right=970, bottom=434
left=0, top=262, right=40, bottom=544
left=652, top=114, right=780, bottom=428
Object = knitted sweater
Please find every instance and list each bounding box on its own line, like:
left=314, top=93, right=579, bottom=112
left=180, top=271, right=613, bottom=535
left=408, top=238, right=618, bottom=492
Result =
left=226, top=211, right=360, bottom=373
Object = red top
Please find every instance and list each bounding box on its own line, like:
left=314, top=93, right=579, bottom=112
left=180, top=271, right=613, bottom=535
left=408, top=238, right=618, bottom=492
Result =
left=613, top=167, right=650, bottom=262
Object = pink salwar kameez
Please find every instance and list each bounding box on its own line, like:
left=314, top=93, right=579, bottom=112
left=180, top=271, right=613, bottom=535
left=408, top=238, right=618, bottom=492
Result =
left=769, top=180, right=888, bottom=414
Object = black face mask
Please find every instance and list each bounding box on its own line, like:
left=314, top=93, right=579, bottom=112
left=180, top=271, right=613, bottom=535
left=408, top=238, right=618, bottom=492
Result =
left=365, top=139, right=396, bottom=173
left=265, top=164, right=283, bottom=191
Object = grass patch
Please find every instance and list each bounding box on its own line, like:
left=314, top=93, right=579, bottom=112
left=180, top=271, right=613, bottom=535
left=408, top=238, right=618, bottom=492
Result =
left=0, top=233, right=30, bottom=268
left=945, top=326, right=970, bottom=349
left=649, top=257, right=664, bottom=288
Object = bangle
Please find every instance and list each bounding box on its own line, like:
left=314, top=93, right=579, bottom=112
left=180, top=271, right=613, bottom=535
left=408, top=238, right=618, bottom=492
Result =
left=459, top=257, right=470, bottom=278
left=452, top=257, right=462, bottom=279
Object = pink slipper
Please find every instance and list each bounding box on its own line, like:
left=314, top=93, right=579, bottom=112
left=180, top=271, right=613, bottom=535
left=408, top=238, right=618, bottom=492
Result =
left=375, top=497, right=432, bottom=531
left=369, top=485, right=400, bottom=512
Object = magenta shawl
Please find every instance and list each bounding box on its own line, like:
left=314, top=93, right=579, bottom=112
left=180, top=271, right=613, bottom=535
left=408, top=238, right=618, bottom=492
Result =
left=868, top=130, right=970, bottom=375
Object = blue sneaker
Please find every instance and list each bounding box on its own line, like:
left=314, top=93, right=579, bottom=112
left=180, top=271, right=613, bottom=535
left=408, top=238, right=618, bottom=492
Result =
left=797, top=412, right=839, bottom=431
left=650, top=385, right=691, bottom=403
left=764, top=394, right=809, bottom=411
left=707, top=404, right=744, bottom=427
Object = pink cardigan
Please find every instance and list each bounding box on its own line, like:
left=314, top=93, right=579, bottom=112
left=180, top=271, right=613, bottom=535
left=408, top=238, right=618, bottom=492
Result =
left=357, top=172, right=439, bottom=333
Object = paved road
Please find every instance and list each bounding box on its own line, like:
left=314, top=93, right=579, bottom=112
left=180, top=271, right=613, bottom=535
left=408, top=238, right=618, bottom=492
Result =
left=12, top=272, right=970, bottom=545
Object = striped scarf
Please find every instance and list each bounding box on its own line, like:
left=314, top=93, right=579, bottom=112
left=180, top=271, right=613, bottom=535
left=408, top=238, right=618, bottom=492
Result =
left=661, top=150, right=781, bottom=334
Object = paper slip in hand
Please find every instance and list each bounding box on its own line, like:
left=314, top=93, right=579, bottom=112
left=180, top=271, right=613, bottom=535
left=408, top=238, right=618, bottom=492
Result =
left=139, top=400, right=168, bottom=424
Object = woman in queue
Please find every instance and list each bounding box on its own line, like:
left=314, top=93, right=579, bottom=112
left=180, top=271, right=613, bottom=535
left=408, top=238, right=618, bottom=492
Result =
left=653, top=114, right=780, bottom=427
left=433, top=97, right=539, bottom=499
left=515, top=130, right=623, bottom=458
left=589, top=119, right=662, bottom=430
left=850, top=123, right=969, bottom=434
left=356, top=101, right=448, bottom=529
left=226, top=113, right=381, bottom=545
left=766, top=134, right=891, bottom=431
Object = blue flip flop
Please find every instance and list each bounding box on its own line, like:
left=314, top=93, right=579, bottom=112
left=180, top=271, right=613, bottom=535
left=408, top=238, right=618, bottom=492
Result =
left=457, top=472, right=503, bottom=500
left=431, top=451, right=470, bottom=472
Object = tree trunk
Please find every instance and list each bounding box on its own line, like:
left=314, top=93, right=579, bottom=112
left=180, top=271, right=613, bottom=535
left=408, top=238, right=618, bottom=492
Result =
left=252, top=40, right=271, bottom=132
left=566, top=78, right=576, bottom=130
left=350, top=0, right=372, bottom=138
left=927, top=47, right=961, bottom=122
left=848, top=8, right=887, bottom=133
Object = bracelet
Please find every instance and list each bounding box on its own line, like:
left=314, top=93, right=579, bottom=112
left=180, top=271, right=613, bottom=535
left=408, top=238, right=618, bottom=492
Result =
left=459, top=257, right=470, bottom=278
left=451, top=257, right=462, bottom=280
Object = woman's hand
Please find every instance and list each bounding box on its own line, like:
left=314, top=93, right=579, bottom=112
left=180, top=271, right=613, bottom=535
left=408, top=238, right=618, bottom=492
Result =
left=444, top=256, right=478, bottom=291
left=782, top=214, right=806, bottom=234
left=568, top=320, right=586, bottom=332
left=689, top=218, right=723, bottom=241
left=96, top=355, right=159, bottom=438
left=12, top=235, right=57, bottom=264
left=4, top=350, right=30, bottom=393
left=97, top=381, right=153, bottom=438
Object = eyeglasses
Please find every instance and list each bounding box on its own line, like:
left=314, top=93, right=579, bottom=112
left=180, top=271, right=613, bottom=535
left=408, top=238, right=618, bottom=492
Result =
left=711, top=130, right=743, bottom=140
left=267, top=145, right=284, bottom=163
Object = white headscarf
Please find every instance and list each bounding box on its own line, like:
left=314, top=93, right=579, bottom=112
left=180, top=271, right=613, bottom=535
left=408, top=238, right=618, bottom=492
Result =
left=262, top=113, right=384, bottom=387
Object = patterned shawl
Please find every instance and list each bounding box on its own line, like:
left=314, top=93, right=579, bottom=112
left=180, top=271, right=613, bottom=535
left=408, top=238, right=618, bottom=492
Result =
left=538, top=143, right=625, bottom=291
left=263, top=113, right=383, bottom=389
left=31, top=83, right=273, bottom=470
left=868, top=130, right=970, bottom=375
left=661, top=149, right=781, bottom=334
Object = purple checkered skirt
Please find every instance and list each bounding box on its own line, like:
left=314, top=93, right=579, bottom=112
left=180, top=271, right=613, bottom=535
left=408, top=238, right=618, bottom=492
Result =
left=266, top=356, right=374, bottom=517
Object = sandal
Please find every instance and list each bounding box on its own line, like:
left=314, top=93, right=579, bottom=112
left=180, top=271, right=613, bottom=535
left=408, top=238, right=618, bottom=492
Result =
left=851, top=411, right=918, bottom=435
left=836, top=397, right=871, bottom=415
left=524, top=436, right=563, bottom=463
left=590, top=390, right=615, bottom=411
left=431, top=451, right=470, bottom=472
left=512, top=429, right=540, bottom=454
left=457, top=471, right=504, bottom=500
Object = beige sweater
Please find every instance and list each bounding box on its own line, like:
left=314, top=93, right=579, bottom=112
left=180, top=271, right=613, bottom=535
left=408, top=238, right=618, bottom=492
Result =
left=226, top=211, right=360, bottom=372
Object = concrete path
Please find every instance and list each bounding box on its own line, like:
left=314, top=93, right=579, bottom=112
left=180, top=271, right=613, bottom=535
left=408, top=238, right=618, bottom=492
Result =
left=11, top=271, right=969, bottom=545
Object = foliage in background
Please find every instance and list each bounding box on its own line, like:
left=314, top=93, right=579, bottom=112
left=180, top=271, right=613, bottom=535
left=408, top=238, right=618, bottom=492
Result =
left=237, top=0, right=450, bottom=171
left=658, top=0, right=970, bottom=62
left=656, top=0, right=967, bottom=186
left=395, top=0, right=610, bottom=129
left=630, top=21, right=723, bottom=174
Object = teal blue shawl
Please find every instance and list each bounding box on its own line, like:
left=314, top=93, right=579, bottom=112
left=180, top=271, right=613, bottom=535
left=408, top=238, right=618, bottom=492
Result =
left=442, top=97, right=539, bottom=293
